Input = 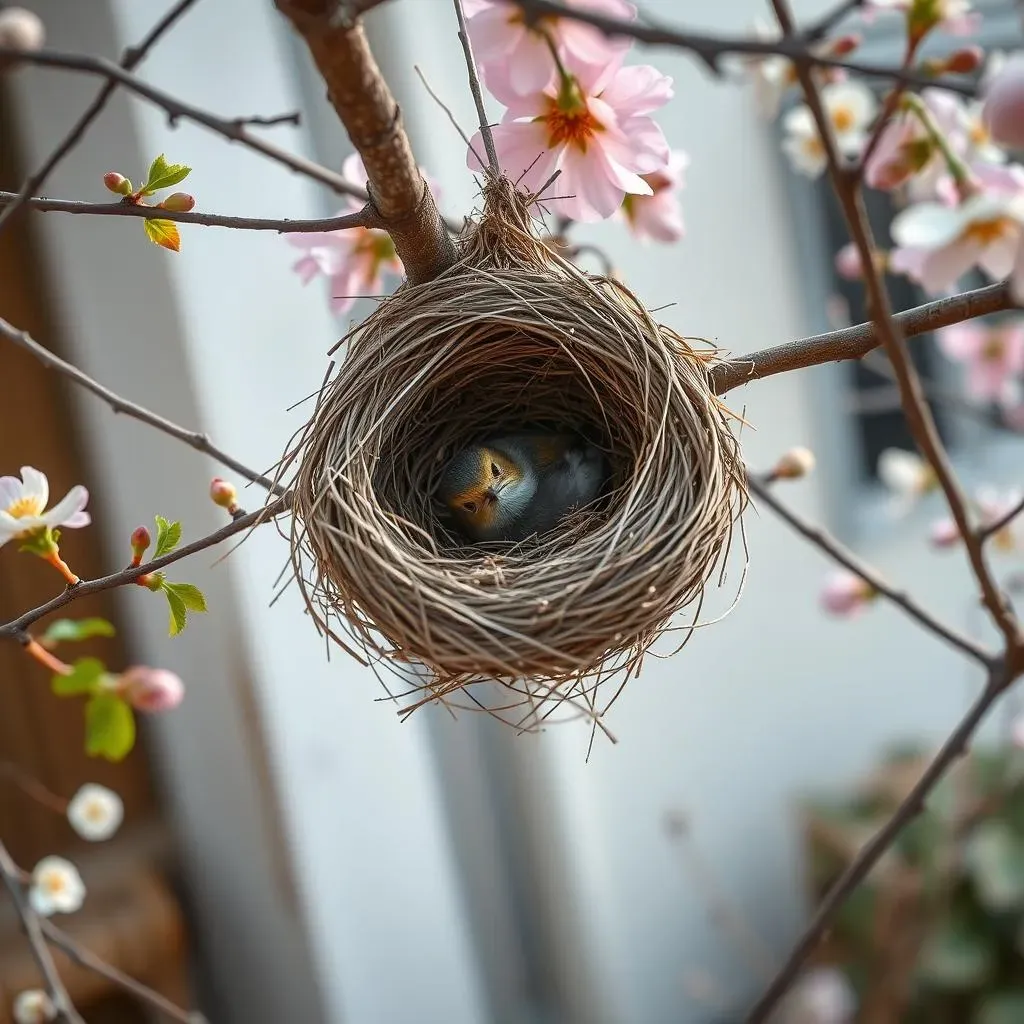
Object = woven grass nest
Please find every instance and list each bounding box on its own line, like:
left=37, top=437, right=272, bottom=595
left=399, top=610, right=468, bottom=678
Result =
left=286, top=177, right=746, bottom=731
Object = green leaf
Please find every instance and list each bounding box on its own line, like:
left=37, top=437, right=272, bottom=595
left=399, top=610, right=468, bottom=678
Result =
left=52, top=657, right=106, bottom=696
left=143, top=218, right=181, bottom=252
left=165, top=581, right=206, bottom=613
left=142, top=153, right=191, bottom=194
left=163, top=584, right=188, bottom=636
left=918, top=915, right=996, bottom=989
left=965, top=820, right=1024, bottom=911
left=974, top=991, right=1024, bottom=1024
left=41, top=618, right=116, bottom=645
left=153, top=515, right=182, bottom=557
left=17, top=526, right=57, bottom=556
left=84, top=693, right=136, bottom=762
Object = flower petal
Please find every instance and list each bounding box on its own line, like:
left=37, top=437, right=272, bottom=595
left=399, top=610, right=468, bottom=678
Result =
left=0, top=475, right=21, bottom=509
left=890, top=202, right=964, bottom=248
left=19, top=467, right=47, bottom=508
left=41, top=485, right=89, bottom=529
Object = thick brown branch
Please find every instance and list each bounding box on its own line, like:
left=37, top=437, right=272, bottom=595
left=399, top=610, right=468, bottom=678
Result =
left=0, top=495, right=291, bottom=641
left=1, top=192, right=380, bottom=233
left=0, top=317, right=284, bottom=495
left=0, top=0, right=200, bottom=238
left=0, top=842, right=85, bottom=1024
left=0, top=48, right=368, bottom=201
left=711, top=281, right=1019, bottom=394
left=273, top=2, right=458, bottom=283
left=508, top=0, right=976, bottom=94
left=746, top=475, right=991, bottom=664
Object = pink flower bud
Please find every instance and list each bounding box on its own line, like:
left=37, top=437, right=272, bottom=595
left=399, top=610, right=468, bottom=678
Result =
left=130, top=525, right=151, bottom=561
left=834, top=243, right=863, bottom=281
left=983, top=54, right=1024, bottom=150
left=159, top=192, right=195, bottom=213
left=773, top=447, right=816, bottom=480
left=820, top=572, right=876, bottom=617
left=119, top=666, right=184, bottom=712
left=0, top=7, right=45, bottom=52
left=944, top=46, right=983, bottom=75
left=929, top=518, right=961, bottom=549
left=103, top=172, right=133, bottom=196
left=209, top=478, right=237, bottom=510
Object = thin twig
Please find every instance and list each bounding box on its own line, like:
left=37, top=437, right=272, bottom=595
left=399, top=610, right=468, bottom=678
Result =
left=746, top=474, right=991, bottom=664
left=0, top=494, right=291, bottom=641
left=745, top=666, right=1006, bottom=1022
left=0, top=841, right=85, bottom=1024
left=453, top=0, right=499, bottom=177
left=0, top=0, right=201, bottom=238
left=506, top=0, right=976, bottom=93
left=39, top=919, right=206, bottom=1024
left=230, top=110, right=301, bottom=128
left=0, top=47, right=368, bottom=201
left=1, top=192, right=380, bottom=233
left=710, top=280, right=1018, bottom=394
left=0, top=317, right=285, bottom=495
left=979, top=493, right=1024, bottom=543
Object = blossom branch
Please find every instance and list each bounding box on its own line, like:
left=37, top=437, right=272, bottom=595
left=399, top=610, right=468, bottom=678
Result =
left=39, top=918, right=205, bottom=1024
left=773, top=0, right=1017, bottom=647
left=507, top=0, right=976, bottom=94
left=0, top=494, right=291, bottom=642
left=746, top=474, right=991, bottom=664
left=0, top=47, right=368, bottom=201
left=273, top=1, right=458, bottom=283
left=747, top=663, right=1007, bottom=1023
left=0, top=841, right=85, bottom=1024
left=710, top=281, right=1019, bottom=394
left=0, top=0, right=201, bottom=238
left=0, top=192, right=382, bottom=233
left=0, top=317, right=284, bottom=496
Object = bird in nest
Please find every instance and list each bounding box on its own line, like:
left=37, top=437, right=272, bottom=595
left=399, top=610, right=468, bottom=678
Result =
left=437, top=430, right=610, bottom=543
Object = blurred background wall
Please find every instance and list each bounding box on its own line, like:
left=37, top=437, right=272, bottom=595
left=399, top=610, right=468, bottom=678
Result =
left=2, top=0, right=1023, bottom=1021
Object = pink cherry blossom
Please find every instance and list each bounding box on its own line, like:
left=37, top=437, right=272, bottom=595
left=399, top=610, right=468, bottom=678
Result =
left=469, top=61, right=672, bottom=222
left=820, top=571, right=876, bottom=617
left=119, top=667, right=184, bottom=713
left=984, top=53, right=1024, bottom=150
left=619, top=149, right=687, bottom=242
left=864, top=112, right=940, bottom=191
left=889, top=190, right=1024, bottom=295
left=467, top=0, right=636, bottom=100
left=929, top=517, right=962, bottom=548
left=939, top=320, right=1024, bottom=404
left=286, top=154, right=419, bottom=314
left=934, top=489, right=1024, bottom=552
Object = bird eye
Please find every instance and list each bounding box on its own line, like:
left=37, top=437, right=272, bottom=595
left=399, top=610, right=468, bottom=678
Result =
left=462, top=501, right=477, bottom=513
left=491, top=463, right=501, bottom=477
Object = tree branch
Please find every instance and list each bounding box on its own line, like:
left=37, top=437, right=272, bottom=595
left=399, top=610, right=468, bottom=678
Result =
left=746, top=664, right=1006, bottom=1022
left=39, top=918, right=206, bottom=1024
left=1, top=192, right=381, bottom=233
left=0, top=494, right=291, bottom=641
left=507, top=0, right=977, bottom=94
left=273, top=1, right=458, bottom=283
left=0, top=841, right=85, bottom=1024
left=0, top=0, right=201, bottom=238
left=746, top=474, right=992, bottom=664
left=0, top=317, right=284, bottom=496
left=0, top=47, right=368, bottom=201
left=710, top=281, right=1019, bottom=394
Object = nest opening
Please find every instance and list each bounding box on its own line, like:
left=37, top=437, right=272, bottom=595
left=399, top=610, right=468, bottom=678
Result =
left=286, top=178, right=746, bottom=725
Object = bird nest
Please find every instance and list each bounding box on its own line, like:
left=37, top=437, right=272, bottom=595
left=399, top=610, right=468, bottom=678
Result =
left=284, top=177, right=746, bottom=734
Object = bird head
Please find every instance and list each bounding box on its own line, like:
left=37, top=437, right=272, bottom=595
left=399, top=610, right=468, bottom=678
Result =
left=437, top=444, right=529, bottom=539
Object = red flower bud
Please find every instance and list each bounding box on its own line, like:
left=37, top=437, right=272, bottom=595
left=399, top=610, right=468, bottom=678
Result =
left=944, top=46, right=983, bottom=75
left=159, top=192, right=195, bottom=213
left=210, top=478, right=237, bottom=510
left=103, top=172, right=133, bottom=196
left=827, top=34, right=860, bottom=57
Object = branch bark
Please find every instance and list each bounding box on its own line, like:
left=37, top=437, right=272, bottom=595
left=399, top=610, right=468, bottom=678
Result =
left=711, top=281, right=1019, bottom=394
left=274, top=1, right=458, bottom=284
